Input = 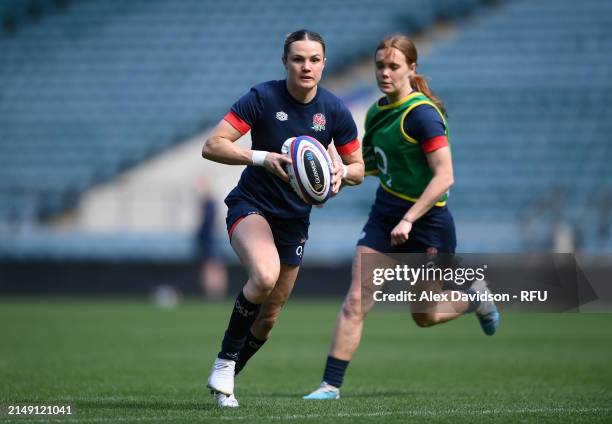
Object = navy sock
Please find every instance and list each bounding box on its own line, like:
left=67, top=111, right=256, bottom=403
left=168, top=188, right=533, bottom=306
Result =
left=234, top=332, right=267, bottom=376
left=462, top=287, right=481, bottom=313
left=322, top=355, right=349, bottom=388
left=218, top=291, right=261, bottom=361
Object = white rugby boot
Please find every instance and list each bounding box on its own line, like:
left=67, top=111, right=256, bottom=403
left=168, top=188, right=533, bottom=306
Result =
left=206, top=358, right=235, bottom=395
left=213, top=391, right=239, bottom=408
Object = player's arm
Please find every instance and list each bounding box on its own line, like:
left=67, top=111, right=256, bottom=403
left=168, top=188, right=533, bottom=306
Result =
left=390, top=104, right=452, bottom=246
left=403, top=146, right=453, bottom=222
left=339, top=146, right=365, bottom=186
left=391, top=146, right=453, bottom=246
left=201, top=119, right=251, bottom=165
left=400, top=105, right=452, bottom=221
left=202, top=119, right=291, bottom=182
left=330, top=102, right=364, bottom=191
left=327, top=143, right=364, bottom=194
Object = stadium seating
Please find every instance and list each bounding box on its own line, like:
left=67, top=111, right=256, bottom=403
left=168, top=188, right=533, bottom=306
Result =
left=418, top=0, right=612, bottom=251
left=0, top=0, right=66, bottom=33
left=312, top=0, right=612, bottom=253
left=0, top=0, right=491, bottom=228
left=2, top=0, right=610, bottom=257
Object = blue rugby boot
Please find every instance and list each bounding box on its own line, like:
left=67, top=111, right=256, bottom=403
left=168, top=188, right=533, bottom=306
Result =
left=471, top=279, right=500, bottom=336
left=303, top=382, right=340, bottom=400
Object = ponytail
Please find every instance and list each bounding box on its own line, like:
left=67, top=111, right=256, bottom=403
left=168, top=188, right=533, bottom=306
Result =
left=411, top=74, right=446, bottom=116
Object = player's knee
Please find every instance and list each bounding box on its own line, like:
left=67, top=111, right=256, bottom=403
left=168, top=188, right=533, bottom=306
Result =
left=412, top=312, right=438, bottom=328
left=250, top=266, right=280, bottom=294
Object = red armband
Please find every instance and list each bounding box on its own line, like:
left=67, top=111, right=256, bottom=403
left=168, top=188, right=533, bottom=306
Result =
left=224, top=111, right=251, bottom=135
left=336, top=138, right=360, bottom=155
left=421, top=135, right=448, bottom=153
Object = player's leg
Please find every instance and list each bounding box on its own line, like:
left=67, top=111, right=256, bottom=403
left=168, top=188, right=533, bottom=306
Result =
left=234, top=263, right=300, bottom=375
left=207, top=213, right=280, bottom=398
left=404, top=209, right=498, bottom=334
left=408, top=245, right=499, bottom=334
left=304, top=245, right=389, bottom=399
left=411, top=280, right=498, bottom=333
left=232, top=215, right=283, bottom=303
left=329, top=245, right=383, bottom=361
left=234, top=215, right=307, bottom=375
left=410, top=279, right=471, bottom=327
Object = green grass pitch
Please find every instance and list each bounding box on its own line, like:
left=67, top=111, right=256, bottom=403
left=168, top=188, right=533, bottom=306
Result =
left=1, top=298, right=611, bottom=423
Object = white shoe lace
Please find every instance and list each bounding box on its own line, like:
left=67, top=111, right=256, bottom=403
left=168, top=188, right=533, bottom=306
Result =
left=213, top=359, right=235, bottom=374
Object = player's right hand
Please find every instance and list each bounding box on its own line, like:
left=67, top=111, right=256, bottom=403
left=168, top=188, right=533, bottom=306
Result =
left=390, top=219, right=413, bottom=246
left=264, top=152, right=292, bottom=183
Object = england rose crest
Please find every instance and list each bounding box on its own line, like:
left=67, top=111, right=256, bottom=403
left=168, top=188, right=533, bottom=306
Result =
left=311, top=113, right=326, bottom=132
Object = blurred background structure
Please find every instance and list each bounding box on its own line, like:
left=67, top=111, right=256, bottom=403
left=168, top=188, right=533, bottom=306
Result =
left=1, top=0, right=611, bottom=296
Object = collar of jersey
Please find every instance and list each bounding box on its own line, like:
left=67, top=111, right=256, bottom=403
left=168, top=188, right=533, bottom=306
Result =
left=282, top=79, right=320, bottom=107
left=376, top=91, right=422, bottom=111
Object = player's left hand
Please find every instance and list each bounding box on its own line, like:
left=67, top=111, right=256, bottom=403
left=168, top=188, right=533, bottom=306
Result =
left=390, top=219, right=413, bottom=246
left=328, top=145, right=342, bottom=195
left=330, top=161, right=343, bottom=195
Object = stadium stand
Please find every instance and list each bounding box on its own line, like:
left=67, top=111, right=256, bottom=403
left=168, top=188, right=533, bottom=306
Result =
left=1, top=0, right=68, bottom=34
left=0, top=0, right=492, bottom=225
left=1, top=0, right=610, bottom=258
left=418, top=0, right=612, bottom=251
left=313, top=0, right=612, bottom=253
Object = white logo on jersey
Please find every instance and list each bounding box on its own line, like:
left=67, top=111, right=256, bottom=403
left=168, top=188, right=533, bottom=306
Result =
left=296, top=245, right=303, bottom=257
left=374, top=146, right=392, bottom=187
left=276, top=111, right=288, bottom=121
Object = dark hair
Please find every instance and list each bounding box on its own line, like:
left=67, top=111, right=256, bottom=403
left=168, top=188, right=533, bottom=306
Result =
left=377, top=34, right=446, bottom=115
left=283, top=29, right=326, bottom=60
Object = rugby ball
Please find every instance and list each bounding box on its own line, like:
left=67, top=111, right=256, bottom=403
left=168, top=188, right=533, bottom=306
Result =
left=281, top=135, right=333, bottom=205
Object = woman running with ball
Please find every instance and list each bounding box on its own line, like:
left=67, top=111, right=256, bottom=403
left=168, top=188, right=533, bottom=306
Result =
left=201, top=29, right=364, bottom=407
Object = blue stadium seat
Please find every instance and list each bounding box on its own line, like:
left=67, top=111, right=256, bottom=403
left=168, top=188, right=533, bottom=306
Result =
left=1, top=0, right=489, bottom=229
left=5, top=0, right=609, bottom=256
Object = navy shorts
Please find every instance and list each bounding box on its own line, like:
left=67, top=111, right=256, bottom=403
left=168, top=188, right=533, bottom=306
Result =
left=225, top=196, right=309, bottom=266
left=357, top=205, right=456, bottom=254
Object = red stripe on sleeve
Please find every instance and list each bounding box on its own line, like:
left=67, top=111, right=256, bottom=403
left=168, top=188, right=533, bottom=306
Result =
left=224, top=111, right=251, bottom=135
left=336, top=138, right=360, bottom=155
left=421, top=135, right=448, bottom=154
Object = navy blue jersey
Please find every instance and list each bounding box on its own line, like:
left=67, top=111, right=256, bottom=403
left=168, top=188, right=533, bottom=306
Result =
left=224, top=80, right=359, bottom=219
left=402, top=104, right=446, bottom=146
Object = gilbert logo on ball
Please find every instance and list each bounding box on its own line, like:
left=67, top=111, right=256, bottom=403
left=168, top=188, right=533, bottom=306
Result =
left=281, top=136, right=333, bottom=205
